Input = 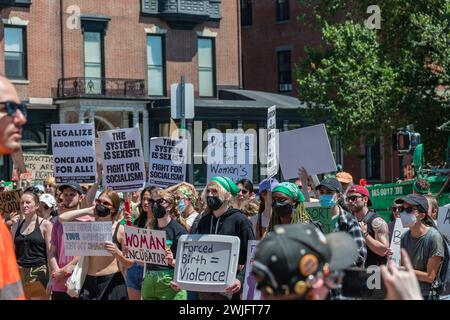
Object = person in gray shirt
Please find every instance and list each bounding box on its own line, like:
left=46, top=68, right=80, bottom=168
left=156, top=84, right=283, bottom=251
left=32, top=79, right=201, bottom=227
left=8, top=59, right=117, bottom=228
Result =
left=399, top=194, right=445, bottom=300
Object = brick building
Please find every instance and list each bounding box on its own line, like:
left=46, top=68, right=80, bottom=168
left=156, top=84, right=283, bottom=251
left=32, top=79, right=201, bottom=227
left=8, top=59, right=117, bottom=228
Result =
left=0, top=0, right=306, bottom=185
left=241, top=0, right=403, bottom=184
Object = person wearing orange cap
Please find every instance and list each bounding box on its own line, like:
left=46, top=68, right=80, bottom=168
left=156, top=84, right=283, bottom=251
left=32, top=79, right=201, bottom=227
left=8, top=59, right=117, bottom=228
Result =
left=347, top=185, right=391, bottom=268
left=336, top=171, right=354, bottom=192
left=0, top=75, right=26, bottom=300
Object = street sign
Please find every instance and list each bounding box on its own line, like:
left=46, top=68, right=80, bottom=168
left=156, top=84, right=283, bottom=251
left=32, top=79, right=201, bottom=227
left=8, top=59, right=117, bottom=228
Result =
left=171, top=82, right=194, bottom=119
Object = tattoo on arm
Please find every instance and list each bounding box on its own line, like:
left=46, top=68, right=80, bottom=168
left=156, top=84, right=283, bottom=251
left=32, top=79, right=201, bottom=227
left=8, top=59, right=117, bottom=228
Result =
left=372, top=217, right=389, bottom=246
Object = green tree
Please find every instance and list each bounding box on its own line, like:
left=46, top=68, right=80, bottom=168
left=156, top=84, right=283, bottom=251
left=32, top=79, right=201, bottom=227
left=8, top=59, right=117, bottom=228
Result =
left=296, top=0, right=450, bottom=164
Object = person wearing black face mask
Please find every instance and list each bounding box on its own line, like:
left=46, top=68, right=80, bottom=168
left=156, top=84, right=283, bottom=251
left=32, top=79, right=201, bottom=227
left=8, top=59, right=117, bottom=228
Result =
left=141, top=190, right=187, bottom=300
left=178, top=176, right=255, bottom=300
left=268, top=182, right=311, bottom=230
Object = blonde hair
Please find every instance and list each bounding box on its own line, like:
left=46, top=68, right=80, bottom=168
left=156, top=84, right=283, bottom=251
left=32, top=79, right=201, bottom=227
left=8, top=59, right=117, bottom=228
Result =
left=201, top=181, right=237, bottom=211
left=240, top=198, right=260, bottom=217
left=44, top=176, right=56, bottom=187
left=155, top=189, right=189, bottom=231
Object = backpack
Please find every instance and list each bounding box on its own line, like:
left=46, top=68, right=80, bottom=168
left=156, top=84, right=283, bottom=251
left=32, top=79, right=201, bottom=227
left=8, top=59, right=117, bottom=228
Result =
left=423, top=227, right=450, bottom=296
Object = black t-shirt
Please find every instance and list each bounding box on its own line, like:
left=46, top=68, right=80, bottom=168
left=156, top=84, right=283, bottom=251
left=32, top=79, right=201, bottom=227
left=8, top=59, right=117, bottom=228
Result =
left=147, top=219, right=187, bottom=271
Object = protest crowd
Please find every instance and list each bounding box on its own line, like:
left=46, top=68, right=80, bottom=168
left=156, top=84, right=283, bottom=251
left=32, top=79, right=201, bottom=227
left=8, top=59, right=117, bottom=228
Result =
left=1, top=75, right=450, bottom=302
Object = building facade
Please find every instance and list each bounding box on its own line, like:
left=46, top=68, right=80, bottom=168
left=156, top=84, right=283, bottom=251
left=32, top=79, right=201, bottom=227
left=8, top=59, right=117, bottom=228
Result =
left=241, top=0, right=403, bottom=184
left=0, top=0, right=307, bottom=185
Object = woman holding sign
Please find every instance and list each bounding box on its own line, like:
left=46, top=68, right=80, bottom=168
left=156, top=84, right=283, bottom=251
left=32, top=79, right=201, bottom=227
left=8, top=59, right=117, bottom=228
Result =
left=141, top=189, right=187, bottom=300
left=10, top=190, right=53, bottom=299
left=58, top=190, right=133, bottom=300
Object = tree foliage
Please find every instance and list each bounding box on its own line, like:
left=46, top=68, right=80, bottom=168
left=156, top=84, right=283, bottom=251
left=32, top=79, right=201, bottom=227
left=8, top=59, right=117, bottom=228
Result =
left=296, top=0, right=450, bottom=163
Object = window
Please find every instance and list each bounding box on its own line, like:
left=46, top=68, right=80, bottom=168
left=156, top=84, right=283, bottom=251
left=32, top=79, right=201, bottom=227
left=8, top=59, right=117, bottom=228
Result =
left=147, top=35, right=165, bottom=96
left=276, top=0, right=290, bottom=22
left=4, top=26, right=27, bottom=79
left=84, top=31, right=103, bottom=94
left=365, top=138, right=381, bottom=180
left=241, top=0, right=252, bottom=26
left=277, top=50, right=292, bottom=92
left=198, top=38, right=215, bottom=97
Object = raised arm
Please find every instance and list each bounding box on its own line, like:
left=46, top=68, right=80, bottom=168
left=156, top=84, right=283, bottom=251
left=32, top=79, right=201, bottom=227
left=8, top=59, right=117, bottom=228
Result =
left=58, top=206, right=95, bottom=222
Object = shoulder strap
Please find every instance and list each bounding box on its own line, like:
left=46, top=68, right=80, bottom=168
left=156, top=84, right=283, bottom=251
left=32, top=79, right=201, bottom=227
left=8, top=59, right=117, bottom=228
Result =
left=362, top=211, right=379, bottom=225
left=113, top=222, right=121, bottom=248
left=16, top=219, right=26, bottom=237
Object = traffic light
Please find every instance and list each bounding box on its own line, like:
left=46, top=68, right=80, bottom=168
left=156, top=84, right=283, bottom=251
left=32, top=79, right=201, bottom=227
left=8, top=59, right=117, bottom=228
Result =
left=393, top=128, right=421, bottom=154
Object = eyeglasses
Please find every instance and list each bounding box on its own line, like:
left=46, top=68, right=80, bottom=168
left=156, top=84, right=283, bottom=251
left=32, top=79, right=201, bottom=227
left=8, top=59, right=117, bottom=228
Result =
left=391, top=206, right=401, bottom=213
left=96, top=200, right=113, bottom=207
left=402, top=207, right=417, bottom=214
left=347, top=195, right=363, bottom=202
left=0, top=101, right=27, bottom=118
left=239, top=189, right=249, bottom=195
left=155, top=199, right=166, bottom=205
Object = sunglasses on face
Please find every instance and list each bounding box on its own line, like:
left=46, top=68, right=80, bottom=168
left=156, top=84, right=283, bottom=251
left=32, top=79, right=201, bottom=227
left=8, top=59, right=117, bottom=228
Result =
left=347, top=195, right=363, bottom=202
left=41, top=203, right=50, bottom=210
left=0, top=101, right=27, bottom=118
left=391, top=206, right=401, bottom=213
left=96, top=200, right=113, bottom=207
left=239, top=189, right=249, bottom=195
left=155, top=199, right=166, bottom=205
left=402, top=207, right=418, bottom=214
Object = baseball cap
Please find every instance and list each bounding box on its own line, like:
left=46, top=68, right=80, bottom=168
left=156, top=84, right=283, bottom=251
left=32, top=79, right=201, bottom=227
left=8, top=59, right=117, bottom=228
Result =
left=336, top=172, right=353, bottom=184
left=347, top=185, right=372, bottom=206
left=315, top=178, right=343, bottom=193
left=58, top=182, right=83, bottom=194
left=39, top=193, right=56, bottom=209
left=397, top=194, right=429, bottom=213
left=258, top=178, right=279, bottom=196
left=252, top=224, right=357, bottom=297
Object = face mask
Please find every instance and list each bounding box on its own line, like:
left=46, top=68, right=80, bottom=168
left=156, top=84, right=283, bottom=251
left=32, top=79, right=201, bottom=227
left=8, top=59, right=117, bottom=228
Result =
left=178, top=199, right=187, bottom=213
left=400, top=211, right=417, bottom=228
left=95, top=204, right=111, bottom=217
left=207, top=196, right=223, bottom=211
left=272, top=201, right=294, bottom=217
left=153, top=203, right=167, bottom=219
left=319, top=194, right=336, bottom=207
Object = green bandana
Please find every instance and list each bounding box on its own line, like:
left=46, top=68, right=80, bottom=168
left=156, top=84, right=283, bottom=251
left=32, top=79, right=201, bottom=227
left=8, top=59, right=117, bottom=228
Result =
left=210, top=176, right=240, bottom=197
left=272, top=182, right=305, bottom=203
left=178, top=186, right=197, bottom=206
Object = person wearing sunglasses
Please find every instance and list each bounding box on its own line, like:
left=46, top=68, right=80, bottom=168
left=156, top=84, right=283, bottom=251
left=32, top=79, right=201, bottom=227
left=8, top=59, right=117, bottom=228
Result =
left=398, top=194, right=446, bottom=300
left=236, top=178, right=254, bottom=209
left=388, top=199, right=403, bottom=242
left=347, top=185, right=391, bottom=269
left=39, top=193, right=57, bottom=224
left=0, top=75, right=27, bottom=300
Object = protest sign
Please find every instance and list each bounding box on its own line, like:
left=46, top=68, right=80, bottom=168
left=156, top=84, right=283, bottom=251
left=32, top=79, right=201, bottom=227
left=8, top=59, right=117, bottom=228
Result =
left=278, top=124, right=337, bottom=179
left=63, top=221, right=112, bottom=256
left=11, top=148, right=26, bottom=174
left=95, top=137, right=102, bottom=165
left=99, top=128, right=145, bottom=192
left=148, top=137, right=186, bottom=188
left=51, top=124, right=96, bottom=184
left=13, top=154, right=54, bottom=181
left=305, top=203, right=334, bottom=233
left=0, top=189, right=22, bottom=215
left=242, top=240, right=261, bottom=300
left=206, top=133, right=254, bottom=182
left=267, top=105, right=278, bottom=178
left=124, top=226, right=167, bottom=266
left=437, top=204, right=450, bottom=239
left=389, top=218, right=408, bottom=265
left=174, top=234, right=240, bottom=292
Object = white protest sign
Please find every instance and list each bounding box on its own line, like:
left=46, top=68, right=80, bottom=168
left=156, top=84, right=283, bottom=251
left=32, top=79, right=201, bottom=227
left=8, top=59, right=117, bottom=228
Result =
left=148, top=137, right=187, bottom=188
left=63, top=221, right=112, bottom=256
left=51, top=124, right=97, bottom=184
left=389, top=218, right=408, bottom=265
left=278, top=124, right=337, bottom=179
left=206, top=133, right=254, bottom=182
left=437, top=204, right=450, bottom=239
left=267, top=105, right=278, bottom=178
left=242, top=240, right=261, bottom=300
left=99, top=128, right=145, bottom=192
left=13, top=154, right=54, bottom=181
left=174, top=234, right=240, bottom=292
left=124, top=226, right=167, bottom=266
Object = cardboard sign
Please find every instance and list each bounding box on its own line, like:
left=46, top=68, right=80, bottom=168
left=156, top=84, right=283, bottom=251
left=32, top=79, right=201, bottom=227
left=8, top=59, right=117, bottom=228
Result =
left=389, top=218, right=408, bottom=265
left=148, top=137, right=187, bottom=188
left=99, top=128, right=145, bottom=192
left=124, top=226, right=167, bottom=266
left=437, top=205, right=450, bottom=240
left=63, top=222, right=112, bottom=256
left=11, top=148, right=26, bottom=174
left=206, top=133, right=254, bottom=182
left=267, top=105, right=278, bottom=178
left=242, top=240, right=261, bottom=300
left=0, top=189, right=23, bottom=215
left=95, top=137, right=102, bottom=165
left=13, top=154, right=54, bottom=181
left=278, top=124, right=337, bottom=179
left=174, top=234, right=241, bottom=292
left=305, top=203, right=334, bottom=234
left=51, top=124, right=97, bottom=184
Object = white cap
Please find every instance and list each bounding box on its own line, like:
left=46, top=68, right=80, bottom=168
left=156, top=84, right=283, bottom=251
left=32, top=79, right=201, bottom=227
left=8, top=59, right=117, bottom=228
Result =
left=40, top=193, right=56, bottom=208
